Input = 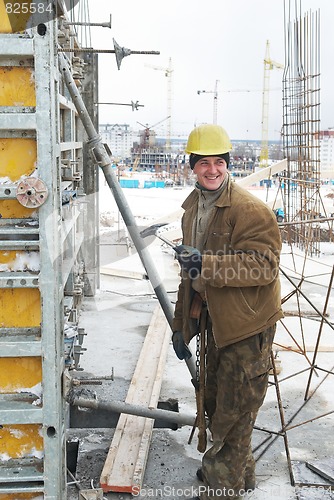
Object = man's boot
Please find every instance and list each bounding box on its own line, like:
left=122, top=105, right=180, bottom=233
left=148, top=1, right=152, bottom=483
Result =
left=196, top=468, right=204, bottom=482
left=196, top=467, right=256, bottom=491
left=244, top=467, right=256, bottom=491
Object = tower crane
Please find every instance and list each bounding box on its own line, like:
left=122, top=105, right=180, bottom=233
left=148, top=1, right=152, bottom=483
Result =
left=145, top=58, right=173, bottom=150
left=136, top=116, right=170, bottom=148
left=260, top=40, right=284, bottom=168
left=197, top=80, right=219, bottom=124
left=131, top=116, right=171, bottom=171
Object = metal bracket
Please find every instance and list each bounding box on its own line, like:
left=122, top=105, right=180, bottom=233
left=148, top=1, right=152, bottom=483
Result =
left=79, top=489, right=104, bottom=500
left=0, top=184, right=17, bottom=200
left=58, top=37, right=160, bottom=70
left=96, top=100, right=144, bottom=111
left=0, top=179, right=48, bottom=206
left=63, top=14, right=112, bottom=30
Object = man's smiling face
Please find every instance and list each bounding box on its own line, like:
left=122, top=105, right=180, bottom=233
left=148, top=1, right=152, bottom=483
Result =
left=193, top=156, right=228, bottom=190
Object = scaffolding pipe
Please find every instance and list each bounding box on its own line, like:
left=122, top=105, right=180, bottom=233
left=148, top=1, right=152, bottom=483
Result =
left=72, top=397, right=196, bottom=427
left=58, top=52, right=196, bottom=380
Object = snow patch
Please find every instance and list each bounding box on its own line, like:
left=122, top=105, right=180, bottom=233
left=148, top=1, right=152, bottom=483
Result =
left=0, top=252, right=40, bottom=272
left=18, top=382, right=42, bottom=398
left=0, top=176, right=12, bottom=184
left=9, top=429, right=24, bottom=439
left=64, top=323, right=78, bottom=339
left=30, top=447, right=44, bottom=460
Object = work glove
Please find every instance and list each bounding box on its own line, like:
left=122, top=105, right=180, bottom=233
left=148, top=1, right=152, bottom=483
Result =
left=172, top=331, right=192, bottom=360
left=174, top=244, right=202, bottom=279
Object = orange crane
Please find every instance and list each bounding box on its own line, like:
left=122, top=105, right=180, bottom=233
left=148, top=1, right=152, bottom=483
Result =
left=260, top=40, right=284, bottom=168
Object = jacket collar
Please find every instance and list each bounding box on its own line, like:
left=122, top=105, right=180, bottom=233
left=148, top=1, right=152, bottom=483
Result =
left=182, top=173, right=232, bottom=210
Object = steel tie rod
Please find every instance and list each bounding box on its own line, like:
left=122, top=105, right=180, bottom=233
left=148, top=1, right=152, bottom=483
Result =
left=72, top=396, right=196, bottom=428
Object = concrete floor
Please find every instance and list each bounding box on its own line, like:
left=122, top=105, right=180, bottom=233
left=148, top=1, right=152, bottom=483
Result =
left=68, top=186, right=334, bottom=500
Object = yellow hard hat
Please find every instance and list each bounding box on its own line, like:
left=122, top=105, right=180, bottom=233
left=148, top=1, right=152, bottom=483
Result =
left=186, top=124, right=232, bottom=155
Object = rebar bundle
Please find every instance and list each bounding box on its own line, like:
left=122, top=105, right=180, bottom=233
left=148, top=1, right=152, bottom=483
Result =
left=282, top=2, right=321, bottom=255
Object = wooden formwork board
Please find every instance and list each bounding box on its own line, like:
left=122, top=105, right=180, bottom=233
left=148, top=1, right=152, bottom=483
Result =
left=100, top=306, right=171, bottom=493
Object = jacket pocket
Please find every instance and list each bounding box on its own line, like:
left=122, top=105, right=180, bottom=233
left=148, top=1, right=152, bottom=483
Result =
left=215, top=329, right=275, bottom=413
left=206, top=230, right=232, bottom=254
left=241, top=328, right=275, bottom=411
left=239, top=288, right=257, bottom=318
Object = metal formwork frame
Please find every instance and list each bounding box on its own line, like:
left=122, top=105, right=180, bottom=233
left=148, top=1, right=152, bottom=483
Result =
left=35, top=18, right=66, bottom=498
left=0, top=2, right=97, bottom=497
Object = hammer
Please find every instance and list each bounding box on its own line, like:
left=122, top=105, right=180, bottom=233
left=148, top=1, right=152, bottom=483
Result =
left=140, top=223, right=197, bottom=260
left=140, top=223, right=178, bottom=250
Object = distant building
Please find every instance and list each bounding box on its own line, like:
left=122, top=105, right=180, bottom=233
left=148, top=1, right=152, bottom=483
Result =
left=131, top=146, right=178, bottom=173
left=317, top=129, right=334, bottom=180
left=99, top=124, right=135, bottom=160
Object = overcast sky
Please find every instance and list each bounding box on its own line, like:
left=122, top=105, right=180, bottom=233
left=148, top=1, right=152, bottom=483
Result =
left=84, top=0, right=334, bottom=142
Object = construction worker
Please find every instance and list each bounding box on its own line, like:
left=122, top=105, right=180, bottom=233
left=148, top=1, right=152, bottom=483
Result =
left=171, top=124, right=283, bottom=500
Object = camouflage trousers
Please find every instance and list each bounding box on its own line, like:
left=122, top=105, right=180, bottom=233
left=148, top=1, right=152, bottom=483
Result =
left=199, top=325, right=276, bottom=500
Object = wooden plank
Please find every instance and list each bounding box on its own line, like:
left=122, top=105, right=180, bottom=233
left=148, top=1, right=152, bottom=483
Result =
left=100, top=306, right=171, bottom=493
left=132, top=325, right=171, bottom=487
left=100, top=265, right=147, bottom=280
left=236, top=159, right=287, bottom=187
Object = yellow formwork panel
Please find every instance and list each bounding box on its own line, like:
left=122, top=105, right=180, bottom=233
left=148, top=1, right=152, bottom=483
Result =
left=0, top=67, right=36, bottom=107
left=0, top=424, right=43, bottom=498
left=0, top=424, right=43, bottom=458
left=0, top=200, right=36, bottom=219
left=0, top=494, right=43, bottom=500
left=0, top=137, right=37, bottom=218
left=0, top=0, right=33, bottom=34
left=0, top=357, right=42, bottom=393
left=0, top=64, right=37, bottom=219
left=0, top=251, right=17, bottom=265
left=0, top=288, right=41, bottom=328
left=1, top=5, right=50, bottom=497
left=0, top=138, right=37, bottom=180
left=0, top=290, right=42, bottom=395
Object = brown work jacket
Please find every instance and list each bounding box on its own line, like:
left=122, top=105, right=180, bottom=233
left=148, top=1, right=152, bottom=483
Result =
left=172, top=175, right=284, bottom=348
